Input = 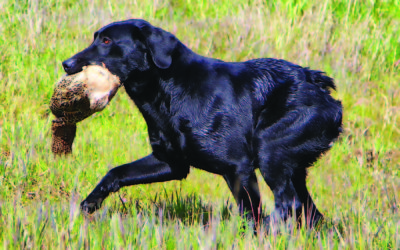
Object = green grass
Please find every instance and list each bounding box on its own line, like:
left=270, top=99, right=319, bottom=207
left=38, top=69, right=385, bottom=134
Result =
left=1, top=0, right=399, bottom=248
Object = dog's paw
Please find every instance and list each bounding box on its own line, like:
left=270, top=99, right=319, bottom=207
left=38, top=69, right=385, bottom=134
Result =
left=80, top=199, right=102, bottom=214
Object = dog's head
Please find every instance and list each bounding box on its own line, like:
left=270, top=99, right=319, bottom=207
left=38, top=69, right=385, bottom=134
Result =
left=62, top=19, right=178, bottom=82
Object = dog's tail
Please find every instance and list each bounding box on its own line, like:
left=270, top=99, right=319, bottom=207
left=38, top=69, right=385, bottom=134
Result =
left=305, top=69, right=336, bottom=91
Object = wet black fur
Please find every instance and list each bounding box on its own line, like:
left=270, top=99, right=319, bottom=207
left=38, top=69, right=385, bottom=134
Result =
left=62, top=19, right=342, bottom=227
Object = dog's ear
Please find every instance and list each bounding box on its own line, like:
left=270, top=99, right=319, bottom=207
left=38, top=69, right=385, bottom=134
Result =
left=142, top=25, right=178, bottom=69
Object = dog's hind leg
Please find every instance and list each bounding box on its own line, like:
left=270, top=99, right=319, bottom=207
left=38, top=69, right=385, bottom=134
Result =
left=259, top=161, right=303, bottom=226
left=223, top=171, right=262, bottom=224
left=291, top=168, right=323, bottom=227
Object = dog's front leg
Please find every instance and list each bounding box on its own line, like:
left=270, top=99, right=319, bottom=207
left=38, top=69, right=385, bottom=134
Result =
left=80, top=153, right=189, bottom=213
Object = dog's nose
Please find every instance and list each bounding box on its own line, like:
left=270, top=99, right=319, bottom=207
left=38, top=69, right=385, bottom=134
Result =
left=62, top=58, right=79, bottom=75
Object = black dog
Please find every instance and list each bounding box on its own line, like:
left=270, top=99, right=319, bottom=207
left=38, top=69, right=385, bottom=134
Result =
left=62, top=19, right=342, bottom=227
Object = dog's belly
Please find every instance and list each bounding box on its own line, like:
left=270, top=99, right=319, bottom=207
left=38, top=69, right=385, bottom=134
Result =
left=182, top=131, right=252, bottom=175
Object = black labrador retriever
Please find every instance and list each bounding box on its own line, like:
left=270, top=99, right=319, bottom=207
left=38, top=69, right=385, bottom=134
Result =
left=62, top=19, right=342, bottom=227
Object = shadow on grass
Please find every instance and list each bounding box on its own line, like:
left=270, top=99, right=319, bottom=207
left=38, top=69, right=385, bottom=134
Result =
left=107, top=190, right=232, bottom=226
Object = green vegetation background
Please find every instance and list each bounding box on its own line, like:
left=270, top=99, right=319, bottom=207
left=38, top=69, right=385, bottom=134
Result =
left=0, top=0, right=399, bottom=248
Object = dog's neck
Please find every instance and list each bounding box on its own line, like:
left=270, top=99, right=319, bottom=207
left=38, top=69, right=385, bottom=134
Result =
left=122, top=42, right=220, bottom=134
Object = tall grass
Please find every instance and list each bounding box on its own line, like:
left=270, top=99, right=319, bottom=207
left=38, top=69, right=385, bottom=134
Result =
left=0, top=0, right=399, bottom=248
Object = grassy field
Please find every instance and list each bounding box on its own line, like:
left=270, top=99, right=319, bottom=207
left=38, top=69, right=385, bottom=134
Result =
left=1, top=0, right=399, bottom=248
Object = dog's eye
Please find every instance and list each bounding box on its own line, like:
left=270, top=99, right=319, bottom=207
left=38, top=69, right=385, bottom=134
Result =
left=102, top=37, right=111, bottom=45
